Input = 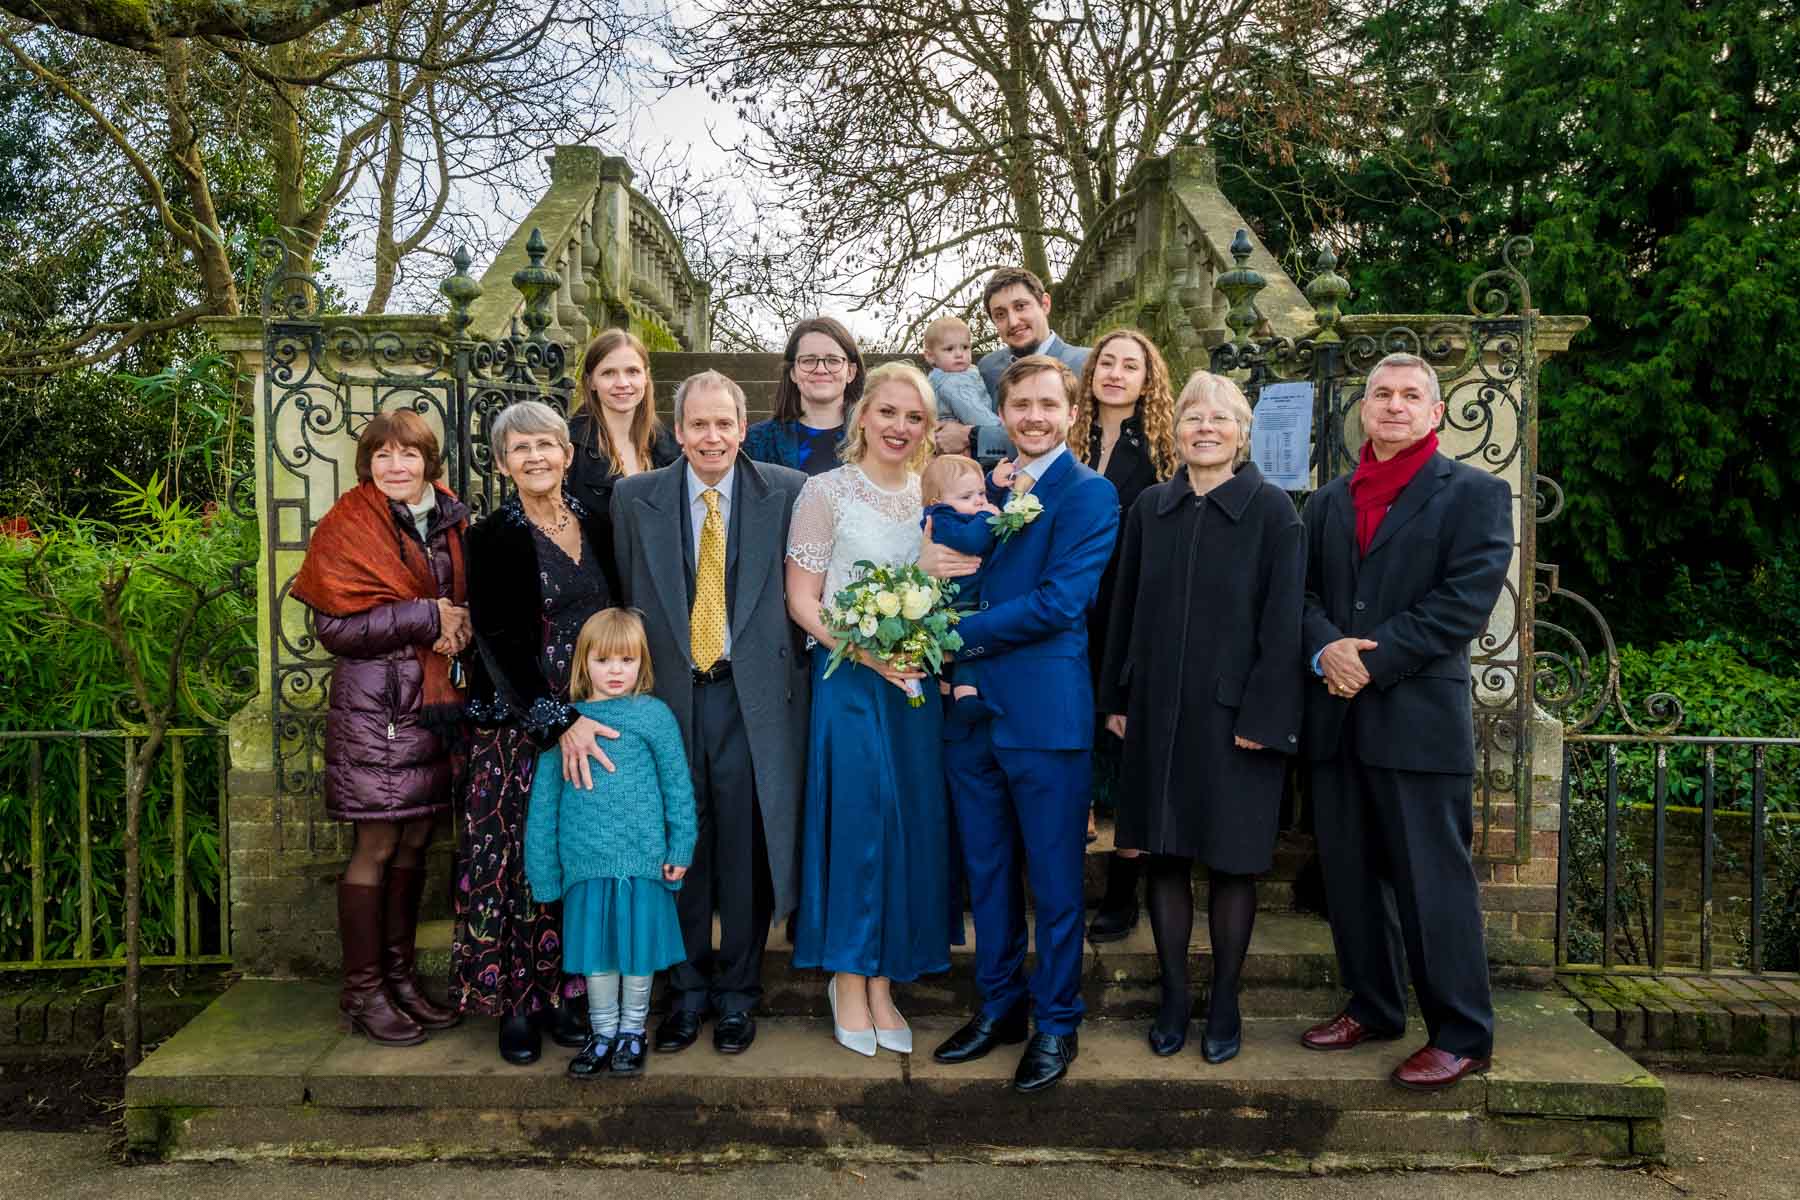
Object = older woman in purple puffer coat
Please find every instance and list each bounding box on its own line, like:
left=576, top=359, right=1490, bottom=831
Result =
left=292, top=409, right=471, bottom=1047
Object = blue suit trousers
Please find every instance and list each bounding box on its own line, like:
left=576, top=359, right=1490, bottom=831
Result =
left=944, top=725, right=1089, bottom=1035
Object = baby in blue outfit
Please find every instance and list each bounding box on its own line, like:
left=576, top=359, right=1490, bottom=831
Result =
left=923, top=315, right=1010, bottom=461
left=920, top=454, right=1000, bottom=719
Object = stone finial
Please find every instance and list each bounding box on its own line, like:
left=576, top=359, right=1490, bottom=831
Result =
left=1215, top=229, right=1266, bottom=349
left=440, top=246, right=482, bottom=336
left=512, top=228, right=562, bottom=344
left=1306, top=245, right=1352, bottom=343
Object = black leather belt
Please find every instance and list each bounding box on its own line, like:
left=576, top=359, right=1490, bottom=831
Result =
left=692, top=659, right=733, bottom=685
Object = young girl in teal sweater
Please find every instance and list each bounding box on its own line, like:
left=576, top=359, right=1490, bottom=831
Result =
left=525, top=608, right=697, bottom=1078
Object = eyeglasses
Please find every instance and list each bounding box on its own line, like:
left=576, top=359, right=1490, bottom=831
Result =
left=795, top=354, right=849, bottom=375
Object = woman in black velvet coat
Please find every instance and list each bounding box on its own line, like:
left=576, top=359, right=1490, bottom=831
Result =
left=1099, top=371, right=1304, bottom=1065
left=455, top=399, right=615, bottom=1067
left=1067, top=329, right=1178, bottom=940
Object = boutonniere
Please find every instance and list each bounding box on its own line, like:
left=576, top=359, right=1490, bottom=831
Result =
left=989, top=492, right=1045, bottom=542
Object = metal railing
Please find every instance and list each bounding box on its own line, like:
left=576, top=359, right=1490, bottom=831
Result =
left=1557, top=733, right=1800, bottom=977
left=0, top=729, right=231, bottom=971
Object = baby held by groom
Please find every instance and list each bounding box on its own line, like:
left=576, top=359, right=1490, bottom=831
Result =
left=920, top=454, right=999, bottom=720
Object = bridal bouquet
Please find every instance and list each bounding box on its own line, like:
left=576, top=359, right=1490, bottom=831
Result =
left=821, top=561, right=964, bottom=707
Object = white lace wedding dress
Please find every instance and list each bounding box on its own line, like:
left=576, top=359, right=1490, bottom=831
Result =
left=785, top=463, right=925, bottom=596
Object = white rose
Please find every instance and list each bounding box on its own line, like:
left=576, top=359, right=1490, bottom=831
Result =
left=874, top=589, right=902, bottom=618
left=900, top=586, right=932, bottom=621
left=858, top=614, right=879, bottom=638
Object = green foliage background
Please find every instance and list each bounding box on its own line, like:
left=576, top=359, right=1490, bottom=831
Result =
left=0, top=479, right=255, bottom=964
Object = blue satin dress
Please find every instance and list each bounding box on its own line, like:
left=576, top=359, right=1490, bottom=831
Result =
left=792, top=647, right=957, bottom=981
left=786, top=465, right=958, bottom=983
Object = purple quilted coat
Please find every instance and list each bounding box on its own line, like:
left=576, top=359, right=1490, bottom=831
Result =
left=312, top=493, right=469, bottom=822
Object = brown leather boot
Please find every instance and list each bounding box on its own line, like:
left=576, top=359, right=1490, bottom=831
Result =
left=338, top=880, right=426, bottom=1045
left=381, top=866, right=460, bottom=1030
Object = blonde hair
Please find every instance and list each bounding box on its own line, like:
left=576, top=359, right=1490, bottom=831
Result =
left=1176, top=371, right=1255, bottom=466
left=569, top=608, right=656, bottom=700
left=920, top=454, right=983, bottom=506
left=922, top=315, right=970, bottom=351
left=1068, top=329, right=1178, bottom=480
left=840, top=361, right=937, bottom=473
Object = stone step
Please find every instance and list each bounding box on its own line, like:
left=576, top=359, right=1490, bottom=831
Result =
left=414, top=907, right=1541, bottom=1020
left=125, top=980, right=1665, bottom=1166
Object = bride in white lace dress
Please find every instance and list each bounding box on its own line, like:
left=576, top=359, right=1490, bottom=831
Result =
left=784, top=362, right=958, bottom=1057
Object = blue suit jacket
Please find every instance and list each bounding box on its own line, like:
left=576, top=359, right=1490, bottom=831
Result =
left=977, top=333, right=1090, bottom=399
left=952, top=450, right=1118, bottom=750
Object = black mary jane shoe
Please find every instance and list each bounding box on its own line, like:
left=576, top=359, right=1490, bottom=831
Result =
left=713, top=1010, right=757, bottom=1054
left=1012, top=1030, right=1079, bottom=1093
left=543, top=995, right=590, bottom=1049
left=610, top=1031, right=648, bottom=1076
left=498, top=1013, right=541, bottom=1066
left=1148, top=1010, right=1190, bottom=1058
left=931, top=1004, right=1029, bottom=1065
left=567, top=1033, right=614, bottom=1080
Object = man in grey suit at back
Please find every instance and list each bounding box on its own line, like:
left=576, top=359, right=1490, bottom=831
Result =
left=936, top=267, right=1090, bottom=462
left=609, top=370, right=810, bottom=1058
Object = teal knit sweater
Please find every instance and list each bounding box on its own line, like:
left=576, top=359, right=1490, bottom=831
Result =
left=523, top=695, right=697, bottom=904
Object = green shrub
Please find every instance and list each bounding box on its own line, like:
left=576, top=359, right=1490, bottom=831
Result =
left=0, top=477, right=255, bottom=965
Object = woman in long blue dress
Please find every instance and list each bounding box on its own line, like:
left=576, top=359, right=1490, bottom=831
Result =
left=784, top=361, right=956, bottom=1056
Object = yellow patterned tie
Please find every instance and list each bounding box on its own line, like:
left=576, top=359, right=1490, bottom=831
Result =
left=690, top=488, right=726, bottom=670
left=1012, top=471, right=1035, bottom=497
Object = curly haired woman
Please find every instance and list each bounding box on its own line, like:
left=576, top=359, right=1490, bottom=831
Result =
left=1066, top=329, right=1179, bottom=942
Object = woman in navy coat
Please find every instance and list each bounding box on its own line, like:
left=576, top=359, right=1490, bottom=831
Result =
left=1099, top=371, right=1304, bottom=1065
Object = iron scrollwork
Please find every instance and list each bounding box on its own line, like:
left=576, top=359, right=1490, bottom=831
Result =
left=258, top=234, right=575, bottom=849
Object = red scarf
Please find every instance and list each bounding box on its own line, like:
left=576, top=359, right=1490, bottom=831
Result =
left=1348, top=431, right=1438, bottom=557
left=291, top=481, right=468, bottom=716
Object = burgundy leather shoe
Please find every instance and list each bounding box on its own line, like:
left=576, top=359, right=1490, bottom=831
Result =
left=1300, top=1011, right=1404, bottom=1052
left=1391, top=1045, right=1492, bottom=1091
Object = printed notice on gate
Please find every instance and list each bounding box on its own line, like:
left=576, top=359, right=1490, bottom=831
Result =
left=1250, top=382, right=1313, bottom=491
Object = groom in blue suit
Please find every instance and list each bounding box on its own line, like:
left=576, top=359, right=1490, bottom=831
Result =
left=928, top=355, right=1119, bottom=1092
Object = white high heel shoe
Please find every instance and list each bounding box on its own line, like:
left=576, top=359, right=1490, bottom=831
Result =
left=828, top=977, right=876, bottom=1057
left=874, top=1010, right=912, bottom=1055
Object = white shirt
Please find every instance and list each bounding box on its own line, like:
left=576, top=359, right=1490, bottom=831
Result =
left=686, top=462, right=735, bottom=659
left=1016, top=440, right=1069, bottom=485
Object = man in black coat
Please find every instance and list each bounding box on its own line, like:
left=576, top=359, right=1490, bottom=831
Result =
left=1298, top=352, right=1513, bottom=1090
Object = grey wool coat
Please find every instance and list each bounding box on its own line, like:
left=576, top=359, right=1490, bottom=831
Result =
left=610, top=453, right=811, bottom=918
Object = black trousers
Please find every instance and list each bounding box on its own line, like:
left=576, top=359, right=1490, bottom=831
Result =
left=666, top=674, right=774, bottom=1015
left=1312, top=746, right=1495, bottom=1059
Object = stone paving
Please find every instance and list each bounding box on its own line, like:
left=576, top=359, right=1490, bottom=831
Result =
left=1559, top=970, right=1800, bottom=1071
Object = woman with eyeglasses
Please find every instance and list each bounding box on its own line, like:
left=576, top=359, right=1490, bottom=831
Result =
left=745, top=316, right=865, bottom=476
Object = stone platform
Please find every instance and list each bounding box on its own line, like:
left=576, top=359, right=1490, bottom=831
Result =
left=126, top=981, right=1662, bottom=1167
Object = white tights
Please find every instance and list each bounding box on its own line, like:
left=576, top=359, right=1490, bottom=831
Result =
left=586, top=971, right=652, bottom=1039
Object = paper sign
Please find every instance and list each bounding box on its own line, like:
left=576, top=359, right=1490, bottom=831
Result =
left=1250, top=382, right=1314, bottom=491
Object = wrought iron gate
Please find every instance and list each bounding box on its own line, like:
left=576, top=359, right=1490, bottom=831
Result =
left=1211, top=234, right=1542, bottom=864
left=258, top=233, right=575, bottom=845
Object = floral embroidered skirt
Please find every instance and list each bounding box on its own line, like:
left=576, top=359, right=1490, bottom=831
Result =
left=450, top=723, right=583, bottom=1016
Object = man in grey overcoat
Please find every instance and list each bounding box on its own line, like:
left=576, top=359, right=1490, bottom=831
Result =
left=607, top=369, right=809, bottom=1055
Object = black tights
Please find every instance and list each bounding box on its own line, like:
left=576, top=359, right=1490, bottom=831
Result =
left=1144, top=856, right=1258, bottom=1039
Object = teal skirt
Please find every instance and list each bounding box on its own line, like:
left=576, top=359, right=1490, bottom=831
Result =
left=560, top=877, right=685, bottom=977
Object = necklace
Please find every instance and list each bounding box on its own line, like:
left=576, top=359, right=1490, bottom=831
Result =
left=526, top=501, right=572, bottom=536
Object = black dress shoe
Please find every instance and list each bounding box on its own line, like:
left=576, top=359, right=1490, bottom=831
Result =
left=931, top=1004, right=1029, bottom=1064
left=1013, top=1030, right=1079, bottom=1093
left=567, top=1033, right=614, bottom=1079
left=546, top=995, right=590, bottom=1048
left=1086, top=904, right=1138, bottom=944
left=1148, top=1010, right=1190, bottom=1057
left=655, top=1008, right=705, bottom=1053
left=713, top=1010, right=756, bottom=1054
left=610, top=1031, right=648, bottom=1076
left=498, top=1013, right=541, bottom=1065
left=1202, top=1031, right=1242, bottom=1064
